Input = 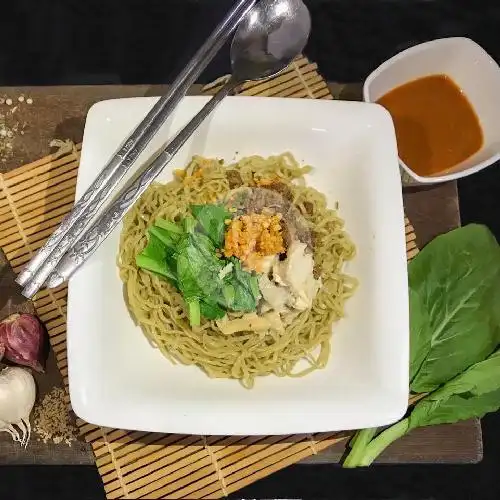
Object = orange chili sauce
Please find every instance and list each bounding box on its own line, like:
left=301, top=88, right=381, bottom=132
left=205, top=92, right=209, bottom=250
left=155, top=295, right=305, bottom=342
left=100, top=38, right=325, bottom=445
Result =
left=377, top=74, right=483, bottom=176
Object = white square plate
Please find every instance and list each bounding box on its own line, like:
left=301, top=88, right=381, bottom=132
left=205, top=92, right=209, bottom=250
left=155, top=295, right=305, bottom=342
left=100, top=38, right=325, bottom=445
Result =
left=67, top=96, right=409, bottom=435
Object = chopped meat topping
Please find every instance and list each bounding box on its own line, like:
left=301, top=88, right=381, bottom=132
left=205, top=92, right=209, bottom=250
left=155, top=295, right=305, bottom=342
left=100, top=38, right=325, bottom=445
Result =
left=223, top=213, right=284, bottom=271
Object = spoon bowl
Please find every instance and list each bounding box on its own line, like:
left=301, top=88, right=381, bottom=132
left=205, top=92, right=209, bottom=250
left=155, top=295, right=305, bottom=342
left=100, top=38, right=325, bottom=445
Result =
left=231, top=0, right=311, bottom=82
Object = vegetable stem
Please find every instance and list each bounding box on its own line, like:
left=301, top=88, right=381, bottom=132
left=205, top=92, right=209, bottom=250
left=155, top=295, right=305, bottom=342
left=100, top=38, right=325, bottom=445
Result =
left=343, top=427, right=378, bottom=468
left=155, top=218, right=183, bottom=234
left=358, top=418, right=410, bottom=467
left=187, top=300, right=201, bottom=327
left=149, top=226, right=177, bottom=248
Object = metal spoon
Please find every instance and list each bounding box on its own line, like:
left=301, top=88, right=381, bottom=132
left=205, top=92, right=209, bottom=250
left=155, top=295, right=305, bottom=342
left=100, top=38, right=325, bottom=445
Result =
left=38, top=0, right=311, bottom=293
left=222, top=0, right=311, bottom=96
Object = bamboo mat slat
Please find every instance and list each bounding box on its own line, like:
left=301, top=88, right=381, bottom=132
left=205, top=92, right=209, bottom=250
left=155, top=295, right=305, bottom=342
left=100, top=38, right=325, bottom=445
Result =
left=0, top=56, right=419, bottom=499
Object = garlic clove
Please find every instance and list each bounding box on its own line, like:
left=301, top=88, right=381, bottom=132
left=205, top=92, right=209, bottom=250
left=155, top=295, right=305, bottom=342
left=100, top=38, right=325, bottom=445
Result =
left=0, top=313, right=46, bottom=372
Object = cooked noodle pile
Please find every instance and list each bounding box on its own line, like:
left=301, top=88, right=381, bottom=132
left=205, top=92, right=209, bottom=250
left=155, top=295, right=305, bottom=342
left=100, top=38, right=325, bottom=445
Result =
left=118, top=153, right=357, bottom=388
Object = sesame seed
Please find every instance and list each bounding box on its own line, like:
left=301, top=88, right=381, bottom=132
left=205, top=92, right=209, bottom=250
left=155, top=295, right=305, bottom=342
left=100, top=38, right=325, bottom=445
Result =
left=18, top=95, right=24, bottom=102
left=26, top=97, right=33, bottom=104
left=5, top=98, right=12, bottom=106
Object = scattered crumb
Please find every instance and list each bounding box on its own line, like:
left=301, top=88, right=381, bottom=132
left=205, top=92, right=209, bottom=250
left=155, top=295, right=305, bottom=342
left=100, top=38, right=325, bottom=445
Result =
left=32, top=387, right=78, bottom=446
left=0, top=118, right=20, bottom=163
left=0, top=96, right=32, bottom=163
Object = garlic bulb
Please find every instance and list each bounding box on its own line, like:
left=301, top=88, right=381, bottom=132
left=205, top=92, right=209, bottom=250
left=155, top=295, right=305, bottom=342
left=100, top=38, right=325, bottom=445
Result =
left=0, top=366, right=36, bottom=447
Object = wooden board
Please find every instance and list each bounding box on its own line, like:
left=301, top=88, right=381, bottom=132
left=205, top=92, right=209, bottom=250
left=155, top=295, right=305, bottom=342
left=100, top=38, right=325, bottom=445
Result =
left=0, top=57, right=482, bottom=484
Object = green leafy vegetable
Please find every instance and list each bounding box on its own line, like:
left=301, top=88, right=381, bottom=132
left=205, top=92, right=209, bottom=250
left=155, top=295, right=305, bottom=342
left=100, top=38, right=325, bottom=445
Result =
left=177, top=241, right=220, bottom=300
left=222, top=283, right=236, bottom=309
left=149, top=226, right=178, bottom=249
left=155, top=218, right=183, bottom=235
left=343, top=224, right=500, bottom=468
left=200, top=300, right=226, bottom=320
left=135, top=233, right=177, bottom=282
left=183, top=215, right=197, bottom=234
left=409, top=287, right=430, bottom=383
left=191, top=204, right=231, bottom=247
left=229, top=258, right=261, bottom=311
left=409, top=350, right=500, bottom=427
left=409, top=224, right=500, bottom=393
left=348, top=349, right=500, bottom=467
left=135, top=205, right=261, bottom=326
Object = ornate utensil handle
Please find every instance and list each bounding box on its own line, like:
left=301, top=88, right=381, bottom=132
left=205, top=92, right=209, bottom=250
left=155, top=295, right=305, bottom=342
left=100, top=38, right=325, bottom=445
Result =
left=42, top=79, right=239, bottom=291
left=17, top=0, right=255, bottom=292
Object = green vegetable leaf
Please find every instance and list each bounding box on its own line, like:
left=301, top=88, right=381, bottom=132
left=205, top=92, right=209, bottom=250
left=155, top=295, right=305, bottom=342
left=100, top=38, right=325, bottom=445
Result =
left=409, top=224, right=500, bottom=393
left=412, top=388, right=500, bottom=429
left=232, top=282, right=258, bottom=312
left=148, top=226, right=178, bottom=250
left=191, top=204, right=231, bottom=247
left=190, top=232, right=222, bottom=270
left=176, top=233, right=227, bottom=325
left=136, top=232, right=177, bottom=282
left=346, top=348, right=500, bottom=467
left=222, top=283, right=236, bottom=309
left=136, top=254, right=177, bottom=282
left=177, top=242, right=219, bottom=299
left=248, top=274, right=261, bottom=302
left=183, top=215, right=197, bottom=233
left=229, top=258, right=261, bottom=311
left=176, top=252, right=202, bottom=300
left=200, top=300, right=226, bottom=320
left=155, top=218, right=183, bottom=235
left=140, top=232, right=167, bottom=261
left=409, top=287, right=431, bottom=382
left=409, top=349, right=500, bottom=429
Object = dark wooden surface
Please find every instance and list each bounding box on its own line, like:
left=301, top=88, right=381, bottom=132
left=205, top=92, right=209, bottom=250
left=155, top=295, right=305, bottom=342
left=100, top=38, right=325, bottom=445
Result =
left=0, top=85, right=480, bottom=466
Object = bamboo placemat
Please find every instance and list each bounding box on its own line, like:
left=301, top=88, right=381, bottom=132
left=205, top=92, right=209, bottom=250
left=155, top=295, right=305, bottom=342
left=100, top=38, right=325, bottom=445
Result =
left=0, top=56, right=418, bottom=499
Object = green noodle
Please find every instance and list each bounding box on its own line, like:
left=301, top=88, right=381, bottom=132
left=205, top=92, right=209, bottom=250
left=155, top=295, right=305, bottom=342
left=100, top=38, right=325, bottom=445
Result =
left=118, top=153, right=357, bottom=388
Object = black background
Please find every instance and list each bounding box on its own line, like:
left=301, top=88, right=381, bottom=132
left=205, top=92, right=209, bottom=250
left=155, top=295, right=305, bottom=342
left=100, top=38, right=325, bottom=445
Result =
left=2, top=1, right=500, bottom=498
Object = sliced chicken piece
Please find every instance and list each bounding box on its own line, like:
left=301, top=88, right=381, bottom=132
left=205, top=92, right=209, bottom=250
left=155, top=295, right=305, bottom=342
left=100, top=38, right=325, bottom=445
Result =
left=275, top=241, right=321, bottom=311
left=258, top=273, right=290, bottom=313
